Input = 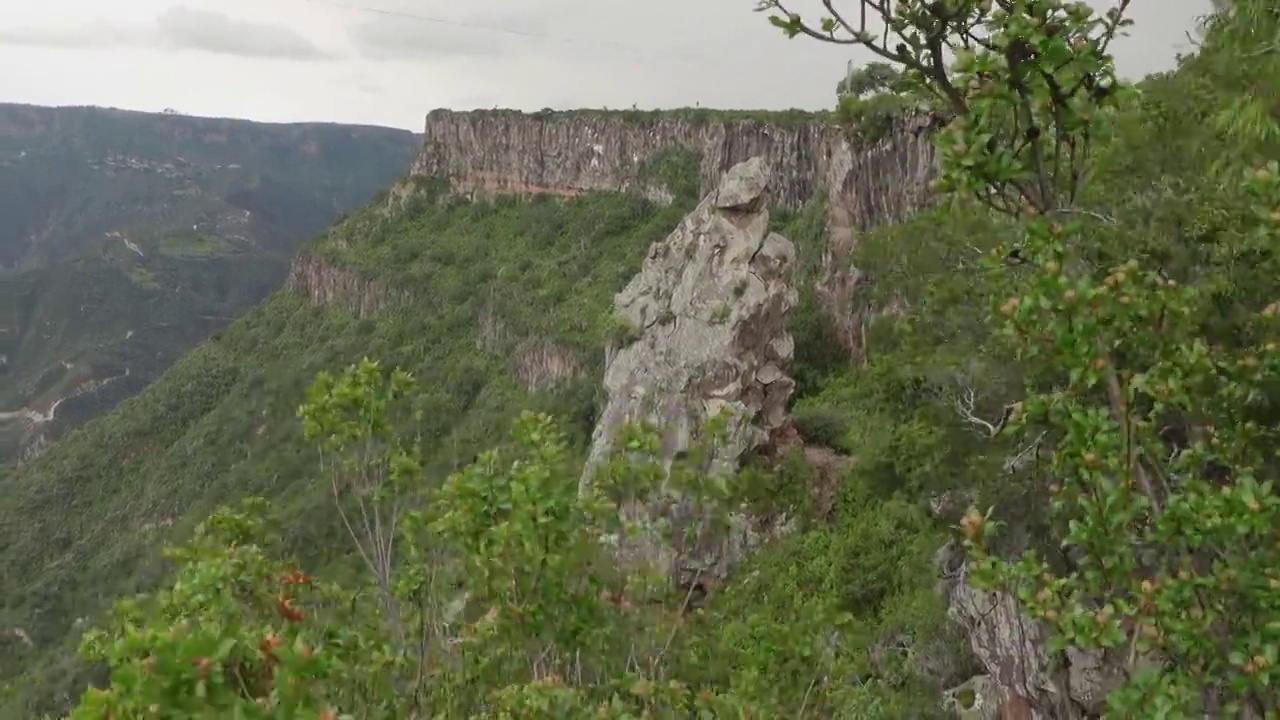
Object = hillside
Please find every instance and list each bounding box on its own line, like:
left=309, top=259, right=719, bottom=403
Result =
left=3, top=1, right=1280, bottom=717
left=0, top=104, right=419, bottom=462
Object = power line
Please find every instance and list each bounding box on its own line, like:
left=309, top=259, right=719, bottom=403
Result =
left=298, top=0, right=716, bottom=65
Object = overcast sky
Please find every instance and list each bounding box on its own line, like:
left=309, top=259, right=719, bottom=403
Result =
left=0, top=0, right=1213, bottom=131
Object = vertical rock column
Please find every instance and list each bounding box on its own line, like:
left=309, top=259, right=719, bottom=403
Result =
left=581, top=156, right=799, bottom=588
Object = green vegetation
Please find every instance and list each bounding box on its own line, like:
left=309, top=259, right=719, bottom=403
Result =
left=156, top=235, right=242, bottom=258
left=127, top=265, right=161, bottom=289
left=636, top=146, right=703, bottom=203
left=834, top=62, right=920, bottom=141
left=3, top=0, right=1280, bottom=717
left=0, top=188, right=692, bottom=716
left=766, top=0, right=1280, bottom=713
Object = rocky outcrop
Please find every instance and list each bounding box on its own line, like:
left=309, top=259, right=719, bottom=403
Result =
left=509, top=338, right=582, bottom=392
left=581, top=156, right=798, bottom=586
left=936, top=541, right=1128, bottom=719
left=285, top=254, right=409, bottom=318
left=289, top=109, right=935, bottom=354
left=411, top=109, right=938, bottom=361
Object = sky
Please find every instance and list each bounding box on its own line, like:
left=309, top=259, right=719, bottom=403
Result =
left=0, top=0, right=1215, bottom=131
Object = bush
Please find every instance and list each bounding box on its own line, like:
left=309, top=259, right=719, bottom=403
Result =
left=790, top=405, right=851, bottom=449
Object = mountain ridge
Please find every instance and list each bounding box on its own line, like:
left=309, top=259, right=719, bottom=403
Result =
left=0, top=102, right=421, bottom=461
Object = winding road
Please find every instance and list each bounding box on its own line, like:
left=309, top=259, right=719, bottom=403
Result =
left=0, top=367, right=131, bottom=425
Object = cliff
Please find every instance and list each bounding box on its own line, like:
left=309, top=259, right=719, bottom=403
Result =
left=285, top=254, right=409, bottom=318
left=288, top=108, right=938, bottom=365
left=412, top=108, right=937, bottom=231
left=409, top=108, right=940, bottom=360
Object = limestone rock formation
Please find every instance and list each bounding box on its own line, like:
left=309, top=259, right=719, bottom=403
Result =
left=581, top=156, right=798, bottom=586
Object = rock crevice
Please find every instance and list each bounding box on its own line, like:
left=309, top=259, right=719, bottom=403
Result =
left=936, top=541, right=1129, bottom=719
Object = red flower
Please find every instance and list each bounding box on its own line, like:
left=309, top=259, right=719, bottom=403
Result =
left=281, top=570, right=312, bottom=586
left=259, top=633, right=282, bottom=662
left=277, top=596, right=306, bottom=623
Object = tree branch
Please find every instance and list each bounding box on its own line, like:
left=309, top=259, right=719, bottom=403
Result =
left=954, top=386, right=1015, bottom=438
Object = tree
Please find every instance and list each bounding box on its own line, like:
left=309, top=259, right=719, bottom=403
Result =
left=63, top=403, right=774, bottom=718
left=834, top=61, right=917, bottom=138
left=299, top=358, right=421, bottom=646
left=67, top=499, right=394, bottom=719
left=759, top=0, right=1132, bottom=213
left=763, top=0, right=1280, bottom=714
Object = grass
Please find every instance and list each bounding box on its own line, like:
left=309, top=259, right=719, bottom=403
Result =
left=126, top=265, right=160, bottom=288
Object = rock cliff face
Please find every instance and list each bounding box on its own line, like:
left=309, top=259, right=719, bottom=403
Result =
left=415, top=109, right=830, bottom=209
left=290, top=110, right=936, bottom=361
left=581, top=157, right=798, bottom=587
left=414, top=109, right=935, bottom=225
left=285, top=254, right=408, bottom=318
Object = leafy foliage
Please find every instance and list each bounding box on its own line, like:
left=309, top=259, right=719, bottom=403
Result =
left=0, top=185, right=691, bottom=716
left=60, top=402, right=770, bottom=718
left=834, top=62, right=919, bottom=140
left=767, top=0, right=1280, bottom=714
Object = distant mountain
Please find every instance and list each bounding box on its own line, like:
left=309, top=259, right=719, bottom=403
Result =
left=0, top=103, right=419, bottom=461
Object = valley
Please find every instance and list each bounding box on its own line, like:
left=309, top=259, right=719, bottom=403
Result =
left=0, top=103, right=420, bottom=463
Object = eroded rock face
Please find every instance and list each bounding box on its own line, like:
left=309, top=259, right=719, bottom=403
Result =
left=581, top=156, right=798, bottom=585
left=413, top=110, right=936, bottom=228
left=414, top=110, right=832, bottom=210
left=509, top=338, right=581, bottom=392
left=285, top=254, right=409, bottom=319
left=936, top=541, right=1127, bottom=719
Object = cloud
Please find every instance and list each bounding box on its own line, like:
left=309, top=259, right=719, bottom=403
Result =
left=0, top=0, right=1213, bottom=131
left=346, top=7, right=549, bottom=61
left=156, top=7, right=332, bottom=59
left=0, top=6, right=331, bottom=60
left=0, top=21, right=147, bottom=49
